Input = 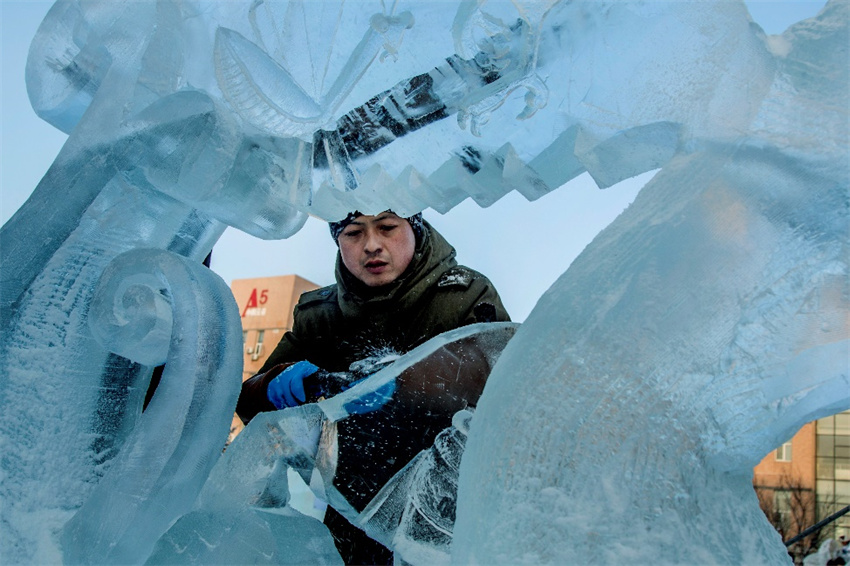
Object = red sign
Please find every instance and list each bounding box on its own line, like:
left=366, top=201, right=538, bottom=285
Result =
left=241, top=288, right=269, bottom=317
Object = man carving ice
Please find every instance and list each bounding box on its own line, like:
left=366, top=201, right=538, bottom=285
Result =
left=236, top=210, right=510, bottom=564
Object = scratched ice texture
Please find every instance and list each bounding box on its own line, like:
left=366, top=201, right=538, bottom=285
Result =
left=146, top=323, right=515, bottom=565
left=0, top=1, right=847, bottom=565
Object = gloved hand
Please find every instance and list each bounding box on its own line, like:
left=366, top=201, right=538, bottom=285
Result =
left=267, top=361, right=319, bottom=409
left=342, top=377, right=397, bottom=415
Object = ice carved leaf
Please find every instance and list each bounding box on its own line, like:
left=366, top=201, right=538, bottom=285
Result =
left=215, top=27, right=322, bottom=139
left=248, top=0, right=346, bottom=100
left=215, top=1, right=414, bottom=145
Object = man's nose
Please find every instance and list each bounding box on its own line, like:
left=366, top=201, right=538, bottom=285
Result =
left=363, top=229, right=382, bottom=253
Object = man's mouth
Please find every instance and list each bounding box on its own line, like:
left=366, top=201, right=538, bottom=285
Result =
left=364, top=260, right=387, bottom=273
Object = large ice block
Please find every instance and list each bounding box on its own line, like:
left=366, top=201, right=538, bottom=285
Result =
left=452, top=3, right=849, bottom=563
left=1, top=1, right=847, bottom=564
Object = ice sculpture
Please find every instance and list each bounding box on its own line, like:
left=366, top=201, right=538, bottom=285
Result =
left=0, top=0, right=847, bottom=565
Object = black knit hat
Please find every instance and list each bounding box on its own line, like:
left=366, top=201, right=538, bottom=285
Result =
left=329, top=211, right=425, bottom=244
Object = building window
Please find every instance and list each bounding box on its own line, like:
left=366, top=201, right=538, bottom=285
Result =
left=774, top=489, right=793, bottom=524
left=816, top=411, right=850, bottom=540
left=255, top=330, right=265, bottom=356
left=776, top=441, right=792, bottom=462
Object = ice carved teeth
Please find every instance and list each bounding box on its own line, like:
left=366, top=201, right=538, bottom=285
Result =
left=304, top=142, right=560, bottom=221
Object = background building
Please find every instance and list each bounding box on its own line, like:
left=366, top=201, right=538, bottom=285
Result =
left=753, top=411, right=850, bottom=562
left=231, top=275, right=320, bottom=381
left=816, top=412, right=850, bottom=537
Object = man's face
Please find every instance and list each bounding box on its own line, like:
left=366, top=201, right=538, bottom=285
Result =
left=338, top=212, right=416, bottom=287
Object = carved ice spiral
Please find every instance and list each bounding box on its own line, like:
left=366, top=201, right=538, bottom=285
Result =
left=61, top=249, right=243, bottom=564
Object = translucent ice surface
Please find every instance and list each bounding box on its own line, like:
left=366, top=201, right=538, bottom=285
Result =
left=146, top=404, right=342, bottom=566
left=1, top=0, right=847, bottom=564
left=145, top=323, right=516, bottom=565
left=452, top=3, right=850, bottom=565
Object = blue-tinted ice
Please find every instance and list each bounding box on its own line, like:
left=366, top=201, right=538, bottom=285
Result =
left=0, top=1, right=847, bottom=564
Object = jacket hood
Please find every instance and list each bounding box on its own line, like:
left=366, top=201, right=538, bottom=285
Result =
left=334, top=220, right=457, bottom=318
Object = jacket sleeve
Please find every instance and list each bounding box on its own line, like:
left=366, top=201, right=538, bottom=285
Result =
left=235, top=363, right=293, bottom=424
left=236, top=309, right=312, bottom=424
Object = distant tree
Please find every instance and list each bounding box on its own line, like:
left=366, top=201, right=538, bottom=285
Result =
left=756, top=471, right=827, bottom=565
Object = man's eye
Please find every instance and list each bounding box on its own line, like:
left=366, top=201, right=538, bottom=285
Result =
left=343, top=230, right=361, bottom=237
left=379, top=224, right=397, bottom=232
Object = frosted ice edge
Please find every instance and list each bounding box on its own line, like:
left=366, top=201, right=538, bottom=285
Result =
left=1, top=1, right=847, bottom=564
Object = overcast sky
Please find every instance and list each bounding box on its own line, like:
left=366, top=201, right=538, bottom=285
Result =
left=1, top=1, right=827, bottom=321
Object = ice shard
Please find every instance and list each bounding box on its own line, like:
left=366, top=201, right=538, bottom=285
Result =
left=145, top=404, right=342, bottom=566
left=0, top=0, right=847, bottom=564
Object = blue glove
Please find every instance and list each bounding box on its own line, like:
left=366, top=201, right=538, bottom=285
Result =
left=267, top=361, right=319, bottom=409
left=342, top=378, right=397, bottom=415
